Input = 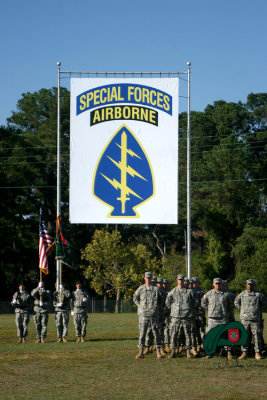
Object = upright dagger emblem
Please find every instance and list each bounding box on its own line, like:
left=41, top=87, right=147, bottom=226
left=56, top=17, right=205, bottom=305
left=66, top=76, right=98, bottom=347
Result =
left=93, top=124, right=154, bottom=217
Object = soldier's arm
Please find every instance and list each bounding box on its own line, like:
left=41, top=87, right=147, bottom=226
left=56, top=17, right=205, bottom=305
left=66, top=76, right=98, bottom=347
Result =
left=133, top=288, right=141, bottom=305
left=234, top=294, right=241, bottom=311
left=31, top=288, right=40, bottom=298
left=201, top=293, right=208, bottom=309
left=11, top=292, right=18, bottom=306
left=165, top=291, right=172, bottom=308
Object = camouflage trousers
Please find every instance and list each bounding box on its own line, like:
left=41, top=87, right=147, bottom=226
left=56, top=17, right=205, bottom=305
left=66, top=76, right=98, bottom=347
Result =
left=241, top=320, right=261, bottom=353
left=206, top=317, right=227, bottom=334
left=170, top=317, right=192, bottom=349
left=15, top=312, right=29, bottom=338
left=34, top=312, right=48, bottom=338
left=73, top=312, right=88, bottom=337
left=55, top=311, right=69, bottom=338
left=138, top=315, right=160, bottom=349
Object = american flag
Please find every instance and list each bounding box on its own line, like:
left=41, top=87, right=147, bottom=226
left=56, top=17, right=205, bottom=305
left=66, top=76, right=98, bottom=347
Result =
left=39, top=210, right=53, bottom=274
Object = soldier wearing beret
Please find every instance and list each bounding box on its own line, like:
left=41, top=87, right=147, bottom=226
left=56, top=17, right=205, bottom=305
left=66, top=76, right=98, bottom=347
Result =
left=11, top=283, right=32, bottom=343
left=133, top=272, right=164, bottom=359
left=235, top=279, right=267, bottom=360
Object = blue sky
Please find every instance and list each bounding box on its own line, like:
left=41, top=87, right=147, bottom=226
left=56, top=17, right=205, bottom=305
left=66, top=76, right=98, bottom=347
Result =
left=1, top=0, right=266, bottom=125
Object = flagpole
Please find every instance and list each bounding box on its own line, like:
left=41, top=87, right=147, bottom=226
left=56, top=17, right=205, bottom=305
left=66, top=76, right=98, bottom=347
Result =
left=56, top=61, right=61, bottom=291
left=59, top=260, right=62, bottom=303
left=186, top=61, right=191, bottom=278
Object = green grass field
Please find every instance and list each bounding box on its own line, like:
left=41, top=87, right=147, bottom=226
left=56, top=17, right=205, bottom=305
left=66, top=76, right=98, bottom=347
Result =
left=0, top=313, right=266, bottom=400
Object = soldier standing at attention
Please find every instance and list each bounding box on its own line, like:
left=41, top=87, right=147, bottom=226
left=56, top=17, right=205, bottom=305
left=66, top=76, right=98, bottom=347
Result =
left=53, top=283, right=71, bottom=342
left=202, top=277, right=232, bottom=359
left=11, top=283, right=32, bottom=343
left=235, top=279, right=267, bottom=360
left=31, top=281, right=52, bottom=343
left=71, top=281, right=89, bottom=342
left=166, top=275, right=198, bottom=359
left=133, top=271, right=163, bottom=359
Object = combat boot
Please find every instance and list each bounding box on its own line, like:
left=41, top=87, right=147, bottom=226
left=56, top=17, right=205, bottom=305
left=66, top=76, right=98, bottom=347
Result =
left=143, top=347, right=150, bottom=355
left=227, top=351, right=233, bottom=360
left=190, top=347, right=198, bottom=356
left=81, top=337, right=85, bottom=342
left=156, top=348, right=163, bottom=358
left=255, top=352, right=262, bottom=360
left=238, top=352, right=247, bottom=360
left=135, top=348, right=144, bottom=359
left=168, top=349, right=176, bottom=359
left=57, top=338, right=62, bottom=343
left=62, top=337, right=68, bottom=343
left=76, top=337, right=81, bottom=342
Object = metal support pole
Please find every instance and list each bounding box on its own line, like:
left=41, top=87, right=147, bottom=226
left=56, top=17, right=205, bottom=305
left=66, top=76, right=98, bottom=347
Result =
left=56, top=61, right=61, bottom=290
left=186, top=62, right=191, bottom=278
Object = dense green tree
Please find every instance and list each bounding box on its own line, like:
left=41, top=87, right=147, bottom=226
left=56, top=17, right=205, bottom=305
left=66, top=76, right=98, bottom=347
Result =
left=81, top=229, right=160, bottom=312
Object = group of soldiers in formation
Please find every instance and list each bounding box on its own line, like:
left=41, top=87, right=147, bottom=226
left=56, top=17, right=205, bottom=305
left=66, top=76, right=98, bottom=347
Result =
left=11, top=273, right=267, bottom=360
left=133, top=272, right=267, bottom=360
left=11, top=281, right=89, bottom=343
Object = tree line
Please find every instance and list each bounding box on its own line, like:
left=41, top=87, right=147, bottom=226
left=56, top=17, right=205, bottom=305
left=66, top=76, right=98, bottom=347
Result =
left=0, top=88, right=266, bottom=302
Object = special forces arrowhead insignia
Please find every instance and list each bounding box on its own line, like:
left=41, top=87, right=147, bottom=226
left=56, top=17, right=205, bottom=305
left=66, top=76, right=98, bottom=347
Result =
left=93, top=124, right=154, bottom=217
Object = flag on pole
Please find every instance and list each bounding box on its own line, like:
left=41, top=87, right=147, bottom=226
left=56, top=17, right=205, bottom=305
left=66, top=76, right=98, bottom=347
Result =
left=55, top=215, right=73, bottom=268
left=55, top=231, right=73, bottom=269
left=39, top=209, right=53, bottom=274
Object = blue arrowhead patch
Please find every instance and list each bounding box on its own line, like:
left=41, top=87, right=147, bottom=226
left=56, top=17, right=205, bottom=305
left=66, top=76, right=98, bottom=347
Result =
left=93, top=124, right=155, bottom=218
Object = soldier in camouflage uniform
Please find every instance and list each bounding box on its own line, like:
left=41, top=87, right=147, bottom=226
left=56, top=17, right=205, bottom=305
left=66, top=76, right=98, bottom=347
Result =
left=234, top=279, right=267, bottom=360
left=71, top=281, right=89, bottom=342
left=202, top=277, right=233, bottom=359
left=143, top=275, right=157, bottom=353
left=133, top=272, right=163, bottom=359
left=166, top=275, right=198, bottom=359
left=53, top=283, right=71, bottom=342
left=31, top=281, right=52, bottom=343
left=11, top=283, right=32, bottom=343
left=192, top=277, right=206, bottom=352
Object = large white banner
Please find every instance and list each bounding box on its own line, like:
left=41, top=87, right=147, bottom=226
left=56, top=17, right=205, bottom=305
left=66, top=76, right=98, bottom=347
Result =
left=70, top=78, right=178, bottom=224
